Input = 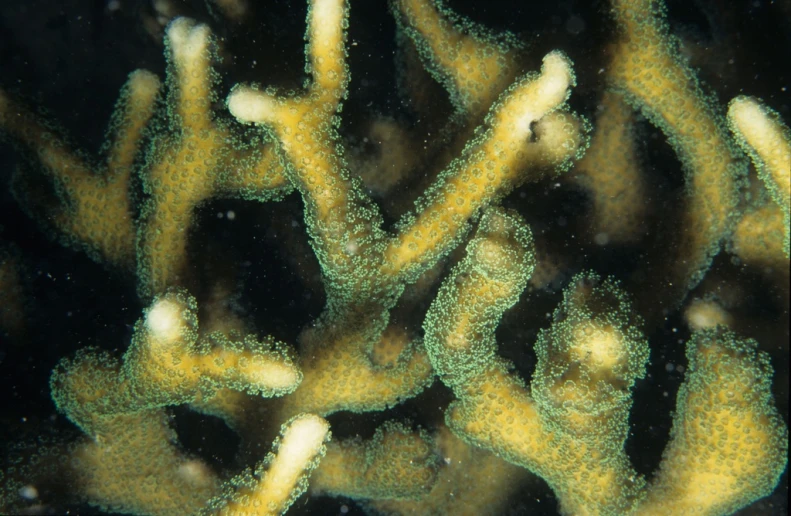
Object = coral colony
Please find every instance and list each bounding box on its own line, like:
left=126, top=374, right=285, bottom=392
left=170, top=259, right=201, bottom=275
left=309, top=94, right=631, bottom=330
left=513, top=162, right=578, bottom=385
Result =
left=0, top=0, right=788, bottom=514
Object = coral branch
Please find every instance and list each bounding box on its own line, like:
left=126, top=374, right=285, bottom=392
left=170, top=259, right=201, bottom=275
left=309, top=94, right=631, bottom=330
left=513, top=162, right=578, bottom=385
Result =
left=728, top=96, right=791, bottom=258
left=211, top=414, right=330, bottom=515
left=0, top=0, right=787, bottom=514
left=608, top=0, right=745, bottom=320
left=0, top=71, right=159, bottom=267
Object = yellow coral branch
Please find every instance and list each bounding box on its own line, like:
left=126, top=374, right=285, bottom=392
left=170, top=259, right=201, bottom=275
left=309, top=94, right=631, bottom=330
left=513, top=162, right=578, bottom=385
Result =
left=0, top=71, right=160, bottom=267
left=728, top=95, right=791, bottom=257
left=608, top=0, right=745, bottom=319
left=212, top=414, right=330, bottom=515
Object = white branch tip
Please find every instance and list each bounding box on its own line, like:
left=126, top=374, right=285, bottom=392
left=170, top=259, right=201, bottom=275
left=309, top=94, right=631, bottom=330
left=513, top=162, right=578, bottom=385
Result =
left=227, top=87, right=279, bottom=125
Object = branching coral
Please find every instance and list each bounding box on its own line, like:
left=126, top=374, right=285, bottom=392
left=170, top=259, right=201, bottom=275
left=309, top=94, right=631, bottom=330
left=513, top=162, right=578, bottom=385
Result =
left=0, top=0, right=787, bottom=514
